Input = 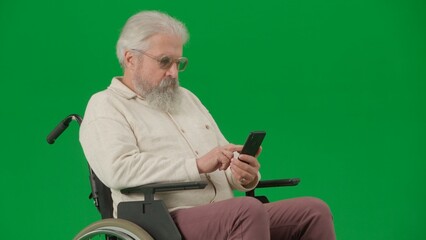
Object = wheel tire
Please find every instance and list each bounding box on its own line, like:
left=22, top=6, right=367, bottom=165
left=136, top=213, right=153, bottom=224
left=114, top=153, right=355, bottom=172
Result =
left=73, top=218, right=154, bottom=240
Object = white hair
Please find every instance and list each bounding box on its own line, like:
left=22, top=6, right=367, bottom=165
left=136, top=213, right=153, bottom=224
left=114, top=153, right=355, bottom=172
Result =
left=116, top=11, right=189, bottom=68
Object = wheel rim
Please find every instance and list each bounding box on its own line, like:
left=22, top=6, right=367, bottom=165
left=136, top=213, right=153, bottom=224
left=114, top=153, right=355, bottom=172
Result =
left=74, top=218, right=153, bottom=240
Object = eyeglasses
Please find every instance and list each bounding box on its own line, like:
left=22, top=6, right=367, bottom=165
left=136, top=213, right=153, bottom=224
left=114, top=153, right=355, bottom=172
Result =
left=131, top=49, right=188, bottom=72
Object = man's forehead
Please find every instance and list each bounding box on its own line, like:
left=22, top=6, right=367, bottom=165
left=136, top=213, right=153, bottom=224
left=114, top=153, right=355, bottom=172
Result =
left=145, top=34, right=184, bottom=55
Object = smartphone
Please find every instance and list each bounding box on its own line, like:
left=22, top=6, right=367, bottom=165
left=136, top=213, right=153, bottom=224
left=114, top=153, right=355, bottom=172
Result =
left=240, top=131, right=266, bottom=157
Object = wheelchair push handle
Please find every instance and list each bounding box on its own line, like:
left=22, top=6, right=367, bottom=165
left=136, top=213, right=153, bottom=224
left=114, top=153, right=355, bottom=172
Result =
left=46, top=114, right=82, bottom=144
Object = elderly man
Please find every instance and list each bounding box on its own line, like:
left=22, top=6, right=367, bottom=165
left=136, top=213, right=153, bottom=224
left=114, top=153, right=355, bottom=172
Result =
left=80, top=10, right=336, bottom=239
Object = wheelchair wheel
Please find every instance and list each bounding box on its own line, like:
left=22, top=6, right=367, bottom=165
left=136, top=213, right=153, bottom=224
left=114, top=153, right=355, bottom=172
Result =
left=73, top=218, right=154, bottom=240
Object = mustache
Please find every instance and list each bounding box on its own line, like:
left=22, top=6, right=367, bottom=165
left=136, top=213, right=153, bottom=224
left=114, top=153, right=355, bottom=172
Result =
left=159, top=77, right=179, bottom=90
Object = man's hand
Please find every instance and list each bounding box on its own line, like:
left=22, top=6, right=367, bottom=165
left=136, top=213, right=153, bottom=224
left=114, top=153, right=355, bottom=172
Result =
left=197, top=144, right=243, bottom=174
left=230, top=147, right=262, bottom=186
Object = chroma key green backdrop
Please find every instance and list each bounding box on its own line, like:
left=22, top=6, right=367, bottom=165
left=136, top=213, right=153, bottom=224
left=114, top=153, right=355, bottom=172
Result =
left=0, top=0, right=425, bottom=239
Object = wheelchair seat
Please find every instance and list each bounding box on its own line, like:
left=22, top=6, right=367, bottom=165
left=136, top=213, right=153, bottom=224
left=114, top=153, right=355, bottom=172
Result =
left=47, top=114, right=300, bottom=240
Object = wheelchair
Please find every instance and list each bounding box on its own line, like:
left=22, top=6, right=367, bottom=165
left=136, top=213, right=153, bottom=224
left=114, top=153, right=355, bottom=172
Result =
left=47, top=114, right=300, bottom=240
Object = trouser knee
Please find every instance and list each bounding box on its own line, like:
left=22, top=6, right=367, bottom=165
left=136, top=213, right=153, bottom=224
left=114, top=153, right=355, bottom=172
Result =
left=237, top=197, right=270, bottom=223
left=302, top=197, right=333, bottom=220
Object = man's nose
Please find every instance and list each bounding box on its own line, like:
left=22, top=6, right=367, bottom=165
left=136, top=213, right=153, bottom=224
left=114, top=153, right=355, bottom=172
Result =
left=165, top=63, right=179, bottom=79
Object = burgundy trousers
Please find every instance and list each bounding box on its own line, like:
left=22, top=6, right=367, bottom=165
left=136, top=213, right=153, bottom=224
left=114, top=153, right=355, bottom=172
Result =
left=171, top=197, right=336, bottom=240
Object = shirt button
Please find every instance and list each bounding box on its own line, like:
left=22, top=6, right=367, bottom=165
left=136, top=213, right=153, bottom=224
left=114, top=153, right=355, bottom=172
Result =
left=181, top=129, right=185, bottom=133
left=205, top=125, right=210, bottom=129
left=195, top=151, right=199, bottom=155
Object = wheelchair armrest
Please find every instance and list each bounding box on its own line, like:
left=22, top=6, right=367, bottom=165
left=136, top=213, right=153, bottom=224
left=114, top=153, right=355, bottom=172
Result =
left=120, top=181, right=208, bottom=201
left=246, top=178, right=300, bottom=200
left=119, top=181, right=206, bottom=240
left=256, top=178, right=300, bottom=188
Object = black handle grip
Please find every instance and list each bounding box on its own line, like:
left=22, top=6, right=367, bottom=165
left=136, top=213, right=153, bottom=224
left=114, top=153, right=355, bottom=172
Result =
left=46, top=114, right=82, bottom=144
left=46, top=119, right=71, bottom=144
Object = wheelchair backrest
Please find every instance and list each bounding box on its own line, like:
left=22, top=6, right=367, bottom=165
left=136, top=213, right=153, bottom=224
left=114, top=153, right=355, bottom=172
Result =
left=89, top=168, right=114, bottom=219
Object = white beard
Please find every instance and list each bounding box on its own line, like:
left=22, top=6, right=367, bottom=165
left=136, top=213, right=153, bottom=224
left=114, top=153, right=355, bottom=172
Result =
left=133, top=76, right=182, bottom=113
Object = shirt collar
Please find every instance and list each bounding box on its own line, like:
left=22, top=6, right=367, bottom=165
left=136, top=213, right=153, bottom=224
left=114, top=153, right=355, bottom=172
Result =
left=108, top=77, right=141, bottom=100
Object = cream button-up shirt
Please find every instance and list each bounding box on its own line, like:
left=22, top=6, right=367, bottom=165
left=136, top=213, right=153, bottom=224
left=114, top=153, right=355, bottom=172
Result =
left=80, top=77, right=258, bottom=216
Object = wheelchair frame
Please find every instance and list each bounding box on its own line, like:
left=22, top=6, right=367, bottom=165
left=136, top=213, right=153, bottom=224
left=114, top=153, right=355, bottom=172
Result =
left=47, top=114, right=300, bottom=240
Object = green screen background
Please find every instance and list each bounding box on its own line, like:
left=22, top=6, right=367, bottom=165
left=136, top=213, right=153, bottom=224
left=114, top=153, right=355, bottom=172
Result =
left=1, top=0, right=425, bottom=239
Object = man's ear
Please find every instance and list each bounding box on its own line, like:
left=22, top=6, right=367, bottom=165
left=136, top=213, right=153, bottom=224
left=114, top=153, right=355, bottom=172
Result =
left=123, top=50, right=137, bottom=70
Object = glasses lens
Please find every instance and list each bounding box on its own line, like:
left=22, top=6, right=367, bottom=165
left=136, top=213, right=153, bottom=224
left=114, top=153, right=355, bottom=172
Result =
left=159, top=56, right=172, bottom=69
left=178, top=58, right=188, bottom=72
